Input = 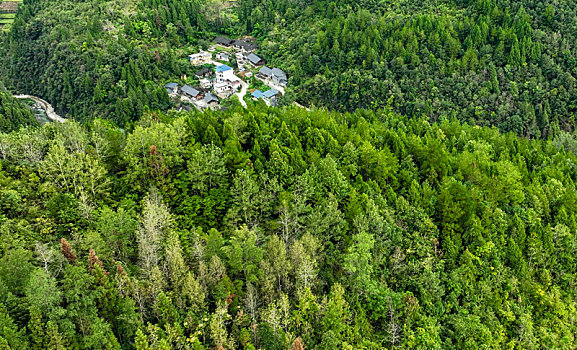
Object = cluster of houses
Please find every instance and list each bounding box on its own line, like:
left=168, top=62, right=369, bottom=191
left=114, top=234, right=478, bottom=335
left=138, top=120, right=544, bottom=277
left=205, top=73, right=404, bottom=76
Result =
left=214, top=36, right=287, bottom=88
left=163, top=36, right=289, bottom=110
left=164, top=82, right=220, bottom=110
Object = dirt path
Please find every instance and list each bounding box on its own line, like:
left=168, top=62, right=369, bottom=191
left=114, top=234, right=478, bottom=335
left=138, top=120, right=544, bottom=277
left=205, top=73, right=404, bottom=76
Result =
left=14, top=94, right=66, bottom=123
left=235, top=79, right=248, bottom=108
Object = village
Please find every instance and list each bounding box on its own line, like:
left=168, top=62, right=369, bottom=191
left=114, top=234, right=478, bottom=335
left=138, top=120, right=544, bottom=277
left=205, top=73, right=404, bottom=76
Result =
left=165, top=36, right=288, bottom=112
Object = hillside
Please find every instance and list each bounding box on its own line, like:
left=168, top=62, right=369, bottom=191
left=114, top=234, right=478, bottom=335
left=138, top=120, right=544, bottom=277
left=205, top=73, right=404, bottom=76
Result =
left=1, top=0, right=577, bottom=348
left=1, top=105, right=577, bottom=348
left=241, top=0, right=577, bottom=138
left=0, top=0, right=209, bottom=125
left=0, top=0, right=576, bottom=137
left=0, top=86, right=37, bottom=131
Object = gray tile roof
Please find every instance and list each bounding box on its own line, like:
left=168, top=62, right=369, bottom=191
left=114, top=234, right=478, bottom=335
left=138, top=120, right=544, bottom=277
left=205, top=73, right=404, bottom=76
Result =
left=247, top=53, right=264, bottom=65
left=234, top=40, right=257, bottom=51
left=181, top=85, right=200, bottom=97
left=259, top=66, right=273, bottom=77
left=204, top=93, right=219, bottom=104
left=215, top=36, right=233, bottom=46
left=271, top=68, right=287, bottom=79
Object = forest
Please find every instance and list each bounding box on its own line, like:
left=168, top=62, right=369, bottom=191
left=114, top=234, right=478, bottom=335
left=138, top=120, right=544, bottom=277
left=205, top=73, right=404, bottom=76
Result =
left=1, top=105, right=577, bottom=348
left=0, top=87, right=36, bottom=132
left=0, top=0, right=576, bottom=137
left=1, top=0, right=577, bottom=348
left=240, top=0, right=577, bottom=138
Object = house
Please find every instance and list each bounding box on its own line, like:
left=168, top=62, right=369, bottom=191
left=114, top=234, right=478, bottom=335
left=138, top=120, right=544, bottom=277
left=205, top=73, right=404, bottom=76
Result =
left=251, top=90, right=264, bottom=100
left=257, top=66, right=288, bottom=87
left=247, top=53, right=265, bottom=67
left=215, top=36, right=234, bottom=47
left=204, top=93, right=220, bottom=109
left=181, top=85, right=202, bottom=100
left=233, top=40, right=257, bottom=53
left=271, top=68, right=288, bottom=87
left=257, top=66, right=274, bottom=80
left=237, top=53, right=248, bottom=67
left=215, top=65, right=236, bottom=82
left=200, top=78, right=212, bottom=89
left=214, top=65, right=241, bottom=97
left=189, top=51, right=212, bottom=65
left=195, top=67, right=212, bottom=78
left=216, top=52, right=230, bottom=62
left=164, top=83, right=179, bottom=96
left=214, top=82, right=236, bottom=98
left=252, top=89, right=279, bottom=106
left=263, top=89, right=279, bottom=106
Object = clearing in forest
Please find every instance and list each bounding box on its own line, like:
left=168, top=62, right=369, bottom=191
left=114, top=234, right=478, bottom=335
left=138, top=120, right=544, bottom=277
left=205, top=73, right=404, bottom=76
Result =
left=0, top=0, right=22, bottom=31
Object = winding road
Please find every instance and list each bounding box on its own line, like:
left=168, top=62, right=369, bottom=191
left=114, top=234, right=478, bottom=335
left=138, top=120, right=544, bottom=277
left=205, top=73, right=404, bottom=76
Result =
left=14, top=94, right=66, bottom=123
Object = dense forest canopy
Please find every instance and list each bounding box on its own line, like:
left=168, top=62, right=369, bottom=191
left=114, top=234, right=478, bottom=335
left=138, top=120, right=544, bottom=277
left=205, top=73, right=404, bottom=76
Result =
left=2, top=0, right=577, bottom=348
left=0, top=87, right=36, bottom=132
left=1, top=105, right=577, bottom=348
left=240, top=0, right=577, bottom=137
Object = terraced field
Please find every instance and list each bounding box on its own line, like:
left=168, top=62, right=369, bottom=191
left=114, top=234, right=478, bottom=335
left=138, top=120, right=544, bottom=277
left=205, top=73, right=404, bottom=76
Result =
left=0, top=0, right=22, bottom=31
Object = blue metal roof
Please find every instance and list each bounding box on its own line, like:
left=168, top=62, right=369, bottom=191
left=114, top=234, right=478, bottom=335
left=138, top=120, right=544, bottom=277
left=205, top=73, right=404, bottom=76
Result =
left=165, top=83, right=178, bottom=88
left=252, top=90, right=264, bottom=98
left=215, top=65, right=232, bottom=72
left=263, top=89, right=279, bottom=98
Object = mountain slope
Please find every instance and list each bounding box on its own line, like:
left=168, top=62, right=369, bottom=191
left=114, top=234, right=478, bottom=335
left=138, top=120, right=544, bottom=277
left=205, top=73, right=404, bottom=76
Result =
left=1, top=105, right=577, bottom=348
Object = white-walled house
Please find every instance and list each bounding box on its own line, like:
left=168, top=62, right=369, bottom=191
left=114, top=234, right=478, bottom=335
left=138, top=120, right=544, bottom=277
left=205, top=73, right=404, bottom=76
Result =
left=216, top=52, right=230, bottom=62
left=215, top=64, right=236, bottom=82
left=189, top=51, right=212, bottom=65
left=214, top=64, right=241, bottom=98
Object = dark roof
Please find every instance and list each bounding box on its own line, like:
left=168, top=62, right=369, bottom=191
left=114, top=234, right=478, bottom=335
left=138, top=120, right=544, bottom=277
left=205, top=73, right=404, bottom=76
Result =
left=181, top=85, right=200, bottom=97
left=263, top=89, right=279, bottom=98
left=215, top=36, right=234, bottom=46
left=259, top=66, right=273, bottom=77
left=164, top=83, right=178, bottom=89
left=234, top=40, right=257, bottom=51
left=247, top=53, right=264, bottom=65
left=204, top=93, right=219, bottom=104
left=271, top=68, right=287, bottom=79
left=195, top=67, right=212, bottom=76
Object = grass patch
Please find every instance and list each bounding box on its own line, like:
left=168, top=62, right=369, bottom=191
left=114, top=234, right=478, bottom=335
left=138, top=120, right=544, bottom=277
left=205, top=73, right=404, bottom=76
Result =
left=0, top=19, right=14, bottom=24
left=0, top=14, right=17, bottom=19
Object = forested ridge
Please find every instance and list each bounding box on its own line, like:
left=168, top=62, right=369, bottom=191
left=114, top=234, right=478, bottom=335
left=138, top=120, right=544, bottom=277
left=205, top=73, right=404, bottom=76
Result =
left=243, top=0, right=577, bottom=138
left=2, top=0, right=577, bottom=348
left=1, top=105, right=577, bottom=348
left=1, top=0, right=577, bottom=138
